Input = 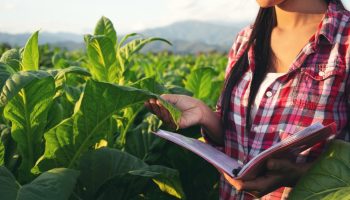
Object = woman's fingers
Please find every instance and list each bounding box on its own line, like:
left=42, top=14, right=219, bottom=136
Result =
left=156, top=100, right=170, bottom=121
left=219, top=169, right=280, bottom=198
left=156, top=100, right=176, bottom=128
left=149, top=99, right=161, bottom=115
left=145, top=98, right=177, bottom=129
left=220, top=170, right=245, bottom=191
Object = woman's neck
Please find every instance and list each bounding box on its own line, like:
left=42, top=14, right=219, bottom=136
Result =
left=275, top=0, right=328, bottom=30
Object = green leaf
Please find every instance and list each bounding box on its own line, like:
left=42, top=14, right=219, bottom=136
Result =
left=0, top=63, right=16, bottom=91
left=167, top=85, right=193, bottom=96
left=184, top=67, right=217, bottom=100
left=49, top=66, right=91, bottom=80
left=0, top=70, right=53, bottom=106
left=0, top=125, right=18, bottom=171
left=51, top=52, right=69, bottom=68
left=78, top=148, right=147, bottom=199
left=0, top=166, right=19, bottom=200
left=125, top=114, right=163, bottom=160
left=78, top=148, right=184, bottom=200
left=118, top=37, right=171, bottom=68
left=131, top=76, right=167, bottom=95
left=150, top=165, right=185, bottom=199
left=207, top=80, right=224, bottom=108
left=22, top=31, right=39, bottom=71
left=323, top=188, right=350, bottom=200
left=0, top=141, right=4, bottom=166
left=0, top=49, right=21, bottom=72
left=3, top=71, right=55, bottom=181
left=45, top=99, right=64, bottom=130
left=117, top=33, right=138, bottom=50
left=289, top=140, right=350, bottom=200
left=0, top=166, right=79, bottom=200
left=36, top=79, right=181, bottom=171
left=94, top=16, right=117, bottom=46
left=85, top=35, right=119, bottom=82
left=48, top=66, right=91, bottom=97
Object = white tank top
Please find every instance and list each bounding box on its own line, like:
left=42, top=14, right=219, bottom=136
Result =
left=250, top=72, right=286, bottom=120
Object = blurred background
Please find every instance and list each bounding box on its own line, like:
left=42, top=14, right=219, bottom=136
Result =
left=1, top=0, right=349, bottom=54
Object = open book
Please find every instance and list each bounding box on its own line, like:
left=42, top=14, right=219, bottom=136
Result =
left=153, top=122, right=336, bottom=180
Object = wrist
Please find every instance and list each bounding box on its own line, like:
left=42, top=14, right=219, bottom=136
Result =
left=198, top=102, right=216, bottom=127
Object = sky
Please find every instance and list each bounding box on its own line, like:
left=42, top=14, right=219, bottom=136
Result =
left=1, top=0, right=350, bottom=34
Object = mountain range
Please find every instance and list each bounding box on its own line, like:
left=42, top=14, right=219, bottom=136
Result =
left=0, top=20, right=249, bottom=54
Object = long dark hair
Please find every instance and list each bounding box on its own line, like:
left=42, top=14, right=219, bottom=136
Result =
left=220, top=0, right=345, bottom=131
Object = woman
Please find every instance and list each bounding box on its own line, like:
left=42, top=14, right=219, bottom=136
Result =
left=145, top=0, right=349, bottom=199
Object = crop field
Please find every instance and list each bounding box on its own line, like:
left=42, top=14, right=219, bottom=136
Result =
left=0, top=17, right=349, bottom=200
left=0, top=17, right=228, bottom=200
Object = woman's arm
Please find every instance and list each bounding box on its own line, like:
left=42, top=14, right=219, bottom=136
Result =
left=200, top=105, right=224, bottom=145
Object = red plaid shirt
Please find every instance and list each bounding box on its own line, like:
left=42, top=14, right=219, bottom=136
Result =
left=209, top=1, right=350, bottom=199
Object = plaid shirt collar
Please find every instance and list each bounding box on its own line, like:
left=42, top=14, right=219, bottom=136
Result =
left=315, top=1, right=345, bottom=45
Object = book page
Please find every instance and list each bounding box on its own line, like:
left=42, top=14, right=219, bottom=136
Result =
left=238, top=122, right=324, bottom=175
left=236, top=122, right=335, bottom=179
left=154, top=130, right=242, bottom=177
left=154, top=122, right=335, bottom=180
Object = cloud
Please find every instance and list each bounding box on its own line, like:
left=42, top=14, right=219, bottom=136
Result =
left=166, top=0, right=198, bottom=9
left=164, top=0, right=258, bottom=23
left=1, top=2, right=17, bottom=11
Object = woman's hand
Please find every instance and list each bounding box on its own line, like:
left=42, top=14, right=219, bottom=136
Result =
left=220, top=158, right=314, bottom=198
left=144, top=94, right=209, bottom=129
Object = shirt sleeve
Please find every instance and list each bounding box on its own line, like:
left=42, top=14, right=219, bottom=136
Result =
left=200, top=26, right=252, bottom=150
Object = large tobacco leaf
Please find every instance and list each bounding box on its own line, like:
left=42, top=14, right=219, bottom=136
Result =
left=289, top=140, right=350, bottom=200
left=0, top=71, right=53, bottom=106
left=2, top=71, right=55, bottom=181
left=184, top=67, right=217, bottom=100
left=0, top=49, right=21, bottom=72
left=94, top=16, right=117, bottom=46
left=21, top=31, right=39, bottom=71
left=0, top=166, right=79, bottom=200
left=114, top=77, right=167, bottom=148
left=0, top=125, right=18, bottom=172
left=125, top=114, right=164, bottom=161
left=0, top=63, right=16, bottom=99
left=36, top=79, right=181, bottom=171
left=78, top=148, right=185, bottom=199
left=131, top=76, right=167, bottom=95
left=48, top=66, right=91, bottom=98
left=0, top=125, right=12, bottom=166
left=117, top=36, right=171, bottom=69
left=84, top=34, right=119, bottom=83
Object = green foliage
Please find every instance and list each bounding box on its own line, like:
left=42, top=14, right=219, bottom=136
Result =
left=2, top=71, right=55, bottom=182
left=289, top=140, right=350, bottom=200
left=36, top=79, right=181, bottom=171
left=0, top=49, right=21, bottom=72
left=0, top=63, right=16, bottom=90
left=0, top=139, right=4, bottom=166
left=94, top=16, right=117, bottom=46
left=78, top=148, right=184, bottom=200
left=22, top=31, right=39, bottom=71
left=185, top=67, right=215, bottom=98
left=0, top=16, right=229, bottom=200
left=85, top=35, right=119, bottom=82
left=184, top=67, right=223, bottom=107
left=0, top=166, right=79, bottom=200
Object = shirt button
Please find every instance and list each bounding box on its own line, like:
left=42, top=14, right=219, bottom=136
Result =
left=318, top=71, right=325, bottom=76
left=266, top=91, right=273, bottom=98
left=254, top=126, right=259, bottom=132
